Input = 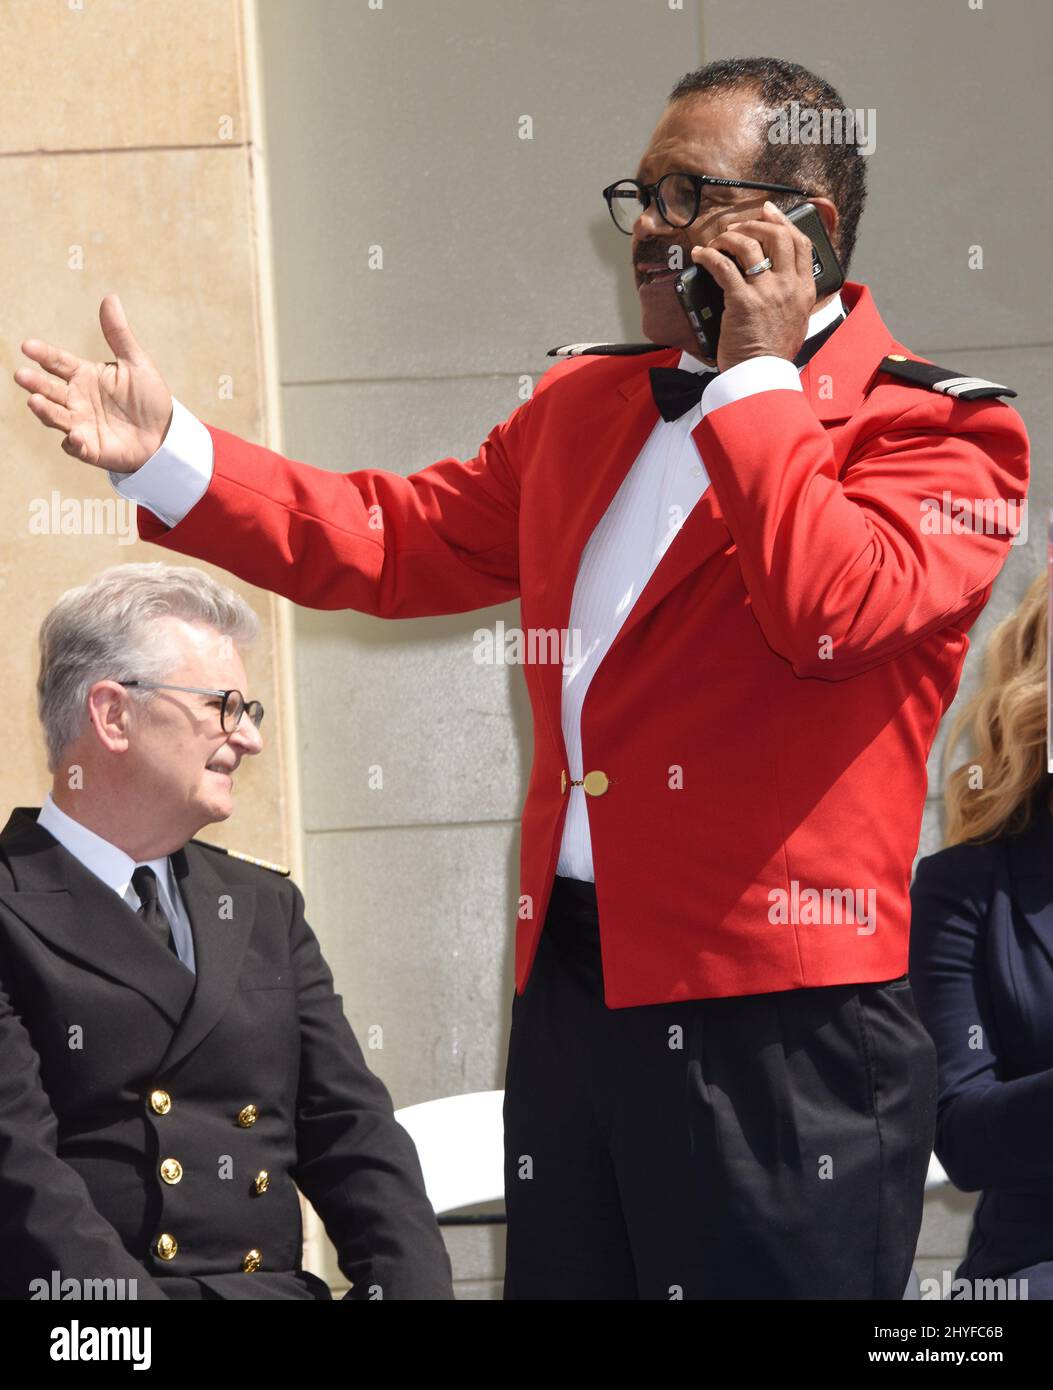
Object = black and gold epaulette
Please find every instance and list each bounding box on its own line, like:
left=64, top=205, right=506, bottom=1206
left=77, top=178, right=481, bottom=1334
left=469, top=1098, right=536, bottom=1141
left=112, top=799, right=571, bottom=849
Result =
left=547, top=341, right=670, bottom=357
left=877, top=353, right=1016, bottom=400
left=190, top=839, right=291, bottom=876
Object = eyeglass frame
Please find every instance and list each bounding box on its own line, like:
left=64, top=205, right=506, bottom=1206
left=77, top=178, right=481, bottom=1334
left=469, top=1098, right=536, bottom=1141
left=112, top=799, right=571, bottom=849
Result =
left=602, top=171, right=813, bottom=235
left=118, top=681, right=264, bottom=733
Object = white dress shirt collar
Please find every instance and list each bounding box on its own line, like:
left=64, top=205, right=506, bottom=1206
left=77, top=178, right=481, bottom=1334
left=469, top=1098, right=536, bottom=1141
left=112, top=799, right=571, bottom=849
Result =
left=37, top=791, right=176, bottom=904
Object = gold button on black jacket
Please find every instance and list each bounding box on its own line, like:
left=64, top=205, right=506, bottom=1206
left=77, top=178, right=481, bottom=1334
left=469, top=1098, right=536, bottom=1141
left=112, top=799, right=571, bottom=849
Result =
left=0, top=807, right=454, bottom=1300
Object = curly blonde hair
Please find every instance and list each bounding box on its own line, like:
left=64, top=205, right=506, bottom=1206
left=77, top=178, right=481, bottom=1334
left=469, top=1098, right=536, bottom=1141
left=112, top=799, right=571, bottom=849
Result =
left=942, top=570, right=1052, bottom=845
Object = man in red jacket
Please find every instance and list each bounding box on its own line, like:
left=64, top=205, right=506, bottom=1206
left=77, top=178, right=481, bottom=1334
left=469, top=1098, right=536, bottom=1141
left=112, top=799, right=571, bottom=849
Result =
left=16, top=56, right=1029, bottom=1299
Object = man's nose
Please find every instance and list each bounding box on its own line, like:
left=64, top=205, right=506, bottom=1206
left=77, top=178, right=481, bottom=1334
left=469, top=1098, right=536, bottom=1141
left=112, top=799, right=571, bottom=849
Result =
left=632, top=195, right=673, bottom=239
left=229, top=717, right=263, bottom=755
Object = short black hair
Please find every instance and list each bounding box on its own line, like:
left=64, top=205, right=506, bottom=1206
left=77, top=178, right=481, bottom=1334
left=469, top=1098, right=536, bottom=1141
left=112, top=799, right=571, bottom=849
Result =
left=668, top=57, right=868, bottom=276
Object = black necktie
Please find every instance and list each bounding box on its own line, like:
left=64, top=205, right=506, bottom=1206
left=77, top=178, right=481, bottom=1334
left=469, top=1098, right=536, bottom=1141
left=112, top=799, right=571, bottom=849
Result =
left=649, top=311, right=847, bottom=422
left=131, top=865, right=178, bottom=958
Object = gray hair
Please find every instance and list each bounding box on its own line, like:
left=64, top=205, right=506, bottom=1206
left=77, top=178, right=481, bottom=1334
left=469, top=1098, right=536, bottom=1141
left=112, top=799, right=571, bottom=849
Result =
left=37, top=562, right=260, bottom=773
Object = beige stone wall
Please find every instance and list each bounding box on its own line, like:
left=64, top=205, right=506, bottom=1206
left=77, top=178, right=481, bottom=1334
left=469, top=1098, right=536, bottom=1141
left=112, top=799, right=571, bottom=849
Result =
left=0, top=0, right=300, bottom=875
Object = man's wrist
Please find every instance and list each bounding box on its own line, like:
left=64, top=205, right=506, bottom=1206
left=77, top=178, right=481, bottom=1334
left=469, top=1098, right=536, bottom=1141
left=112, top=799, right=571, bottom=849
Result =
left=700, top=355, right=802, bottom=419
left=106, top=405, right=174, bottom=488
left=108, top=397, right=214, bottom=528
left=724, top=350, right=795, bottom=366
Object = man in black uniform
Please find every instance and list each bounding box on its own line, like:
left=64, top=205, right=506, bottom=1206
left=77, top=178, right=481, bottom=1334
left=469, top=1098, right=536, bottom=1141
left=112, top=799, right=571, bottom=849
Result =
left=0, top=561, right=454, bottom=1300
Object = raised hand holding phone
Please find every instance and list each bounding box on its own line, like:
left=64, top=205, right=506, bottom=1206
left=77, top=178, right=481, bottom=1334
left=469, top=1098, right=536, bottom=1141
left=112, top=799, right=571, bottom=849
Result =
left=677, top=201, right=842, bottom=372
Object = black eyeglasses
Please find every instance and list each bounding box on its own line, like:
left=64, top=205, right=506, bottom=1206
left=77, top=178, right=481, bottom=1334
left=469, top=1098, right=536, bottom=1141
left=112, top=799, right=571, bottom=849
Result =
left=119, top=681, right=264, bottom=733
left=602, top=172, right=812, bottom=236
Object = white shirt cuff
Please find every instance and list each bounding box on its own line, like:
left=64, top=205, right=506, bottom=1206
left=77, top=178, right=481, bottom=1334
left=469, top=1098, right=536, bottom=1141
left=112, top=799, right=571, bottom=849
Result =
left=698, top=355, right=803, bottom=420
left=109, top=397, right=214, bottom=528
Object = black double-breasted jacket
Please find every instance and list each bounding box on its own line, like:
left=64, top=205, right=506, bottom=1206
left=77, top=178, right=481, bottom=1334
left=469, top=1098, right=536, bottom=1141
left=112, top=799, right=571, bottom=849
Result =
left=0, top=807, right=454, bottom=1300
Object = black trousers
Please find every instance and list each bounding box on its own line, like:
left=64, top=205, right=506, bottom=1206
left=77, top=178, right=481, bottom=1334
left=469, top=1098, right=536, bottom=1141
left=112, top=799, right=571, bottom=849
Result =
left=503, top=875, right=937, bottom=1300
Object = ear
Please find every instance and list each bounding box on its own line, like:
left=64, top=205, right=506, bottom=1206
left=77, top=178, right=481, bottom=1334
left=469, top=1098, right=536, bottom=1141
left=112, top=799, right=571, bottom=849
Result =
left=808, top=195, right=840, bottom=249
left=85, top=680, right=134, bottom=755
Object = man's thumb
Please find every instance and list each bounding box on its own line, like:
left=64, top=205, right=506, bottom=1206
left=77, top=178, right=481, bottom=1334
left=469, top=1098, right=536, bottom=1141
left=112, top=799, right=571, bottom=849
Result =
left=99, top=293, right=148, bottom=365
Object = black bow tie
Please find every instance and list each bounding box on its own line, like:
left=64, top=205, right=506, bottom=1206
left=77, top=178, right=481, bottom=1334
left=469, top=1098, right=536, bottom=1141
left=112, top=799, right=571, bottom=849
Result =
left=649, top=311, right=847, bottom=422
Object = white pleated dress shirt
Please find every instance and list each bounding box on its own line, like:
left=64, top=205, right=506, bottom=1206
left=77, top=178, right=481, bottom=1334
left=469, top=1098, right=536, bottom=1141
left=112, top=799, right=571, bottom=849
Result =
left=111, top=294, right=845, bottom=883
left=556, top=294, right=846, bottom=877
left=37, top=793, right=196, bottom=972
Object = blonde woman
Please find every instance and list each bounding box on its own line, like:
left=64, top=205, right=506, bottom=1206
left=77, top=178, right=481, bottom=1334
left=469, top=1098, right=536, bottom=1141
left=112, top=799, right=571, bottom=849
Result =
left=910, top=571, right=1053, bottom=1298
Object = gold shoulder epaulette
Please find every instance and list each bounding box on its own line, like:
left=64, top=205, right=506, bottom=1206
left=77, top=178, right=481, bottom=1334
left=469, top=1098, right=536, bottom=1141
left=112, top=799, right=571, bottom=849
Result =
left=224, top=847, right=291, bottom=876
left=190, top=839, right=291, bottom=876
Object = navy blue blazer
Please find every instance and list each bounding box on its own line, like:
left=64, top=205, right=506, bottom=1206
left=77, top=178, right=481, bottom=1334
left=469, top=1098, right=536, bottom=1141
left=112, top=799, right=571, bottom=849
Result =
left=909, top=791, right=1053, bottom=1297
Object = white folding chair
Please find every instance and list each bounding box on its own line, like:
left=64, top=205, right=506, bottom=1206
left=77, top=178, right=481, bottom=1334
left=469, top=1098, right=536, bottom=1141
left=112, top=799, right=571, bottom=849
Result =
left=394, top=1089, right=505, bottom=1215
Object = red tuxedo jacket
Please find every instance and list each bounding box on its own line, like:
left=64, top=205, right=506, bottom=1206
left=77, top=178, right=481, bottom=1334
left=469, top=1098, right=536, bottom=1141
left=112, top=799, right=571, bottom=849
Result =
left=136, top=281, right=1029, bottom=1006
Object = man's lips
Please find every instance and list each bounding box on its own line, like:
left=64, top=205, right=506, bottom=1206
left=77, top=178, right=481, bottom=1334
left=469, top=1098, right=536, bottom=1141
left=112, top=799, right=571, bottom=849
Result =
left=635, top=263, right=683, bottom=288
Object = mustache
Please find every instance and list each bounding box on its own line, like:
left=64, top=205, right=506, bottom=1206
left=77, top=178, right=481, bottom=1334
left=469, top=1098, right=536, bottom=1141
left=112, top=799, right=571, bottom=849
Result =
left=634, top=241, right=690, bottom=268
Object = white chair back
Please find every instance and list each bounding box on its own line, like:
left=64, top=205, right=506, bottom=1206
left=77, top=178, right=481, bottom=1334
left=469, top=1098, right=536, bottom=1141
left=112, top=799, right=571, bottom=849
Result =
left=395, top=1089, right=505, bottom=1215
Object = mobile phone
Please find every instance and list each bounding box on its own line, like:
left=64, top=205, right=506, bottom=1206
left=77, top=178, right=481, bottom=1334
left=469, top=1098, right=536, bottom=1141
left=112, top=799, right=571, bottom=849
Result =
left=673, top=201, right=844, bottom=359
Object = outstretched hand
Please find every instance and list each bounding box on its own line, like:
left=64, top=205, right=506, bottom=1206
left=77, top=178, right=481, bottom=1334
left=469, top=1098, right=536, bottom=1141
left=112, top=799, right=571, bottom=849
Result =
left=14, top=294, right=173, bottom=474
